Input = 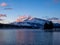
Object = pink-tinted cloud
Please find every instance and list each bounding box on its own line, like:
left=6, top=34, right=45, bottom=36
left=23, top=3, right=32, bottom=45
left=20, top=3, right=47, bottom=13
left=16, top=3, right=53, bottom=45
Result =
left=0, top=14, right=7, bottom=17
left=0, top=2, right=7, bottom=7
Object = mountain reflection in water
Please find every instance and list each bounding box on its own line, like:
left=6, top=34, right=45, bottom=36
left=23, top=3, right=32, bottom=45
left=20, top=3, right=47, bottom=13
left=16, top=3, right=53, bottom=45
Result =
left=0, top=29, right=59, bottom=45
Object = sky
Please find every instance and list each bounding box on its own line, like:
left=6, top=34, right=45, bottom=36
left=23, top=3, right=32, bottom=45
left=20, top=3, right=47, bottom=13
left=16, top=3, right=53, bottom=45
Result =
left=0, top=0, right=60, bottom=23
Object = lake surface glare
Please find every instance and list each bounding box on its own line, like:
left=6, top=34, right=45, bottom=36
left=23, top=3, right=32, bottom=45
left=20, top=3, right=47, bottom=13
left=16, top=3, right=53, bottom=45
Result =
left=0, top=29, right=59, bottom=45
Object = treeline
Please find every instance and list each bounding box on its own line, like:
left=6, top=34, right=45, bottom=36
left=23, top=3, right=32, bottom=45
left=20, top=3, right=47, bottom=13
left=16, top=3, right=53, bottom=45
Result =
left=0, top=23, right=40, bottom=29
left=0, top=23, right=20, bottom=28
left=44, top=21, right=53, bottom=29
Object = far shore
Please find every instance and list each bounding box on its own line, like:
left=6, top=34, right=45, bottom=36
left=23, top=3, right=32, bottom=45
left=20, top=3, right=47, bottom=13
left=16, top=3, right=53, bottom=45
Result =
left=0, top=28, right=59, bottom=32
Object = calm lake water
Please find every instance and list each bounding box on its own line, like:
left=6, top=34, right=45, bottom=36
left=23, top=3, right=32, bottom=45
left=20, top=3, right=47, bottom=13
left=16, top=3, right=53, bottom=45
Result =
left=0, top=29, right=59, bottom=45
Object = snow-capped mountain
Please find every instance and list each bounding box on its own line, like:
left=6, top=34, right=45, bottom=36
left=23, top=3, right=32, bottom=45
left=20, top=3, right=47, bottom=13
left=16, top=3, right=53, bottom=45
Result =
left=11, top=16, right=49, bottom=28
left=10, top=16, right=60, bottom=28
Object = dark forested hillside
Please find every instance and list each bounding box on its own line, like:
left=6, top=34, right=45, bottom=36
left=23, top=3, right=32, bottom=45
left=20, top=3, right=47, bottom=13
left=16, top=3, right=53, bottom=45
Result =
left=0, top=23, right=40, bottom=29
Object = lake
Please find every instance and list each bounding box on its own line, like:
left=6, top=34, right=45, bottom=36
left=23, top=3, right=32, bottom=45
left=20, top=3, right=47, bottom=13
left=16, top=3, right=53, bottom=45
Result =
left=0, top=29, right=59, bottom=45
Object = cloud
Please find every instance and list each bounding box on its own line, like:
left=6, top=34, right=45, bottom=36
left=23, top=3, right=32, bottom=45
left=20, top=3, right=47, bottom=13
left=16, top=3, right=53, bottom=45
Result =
left=0, top=2, right=7, bottom=7
left=0, top=14, right=7, bottom=17
left=4, top=8, right=13, bottom=10
left=0, top=14, right=6, bottom=21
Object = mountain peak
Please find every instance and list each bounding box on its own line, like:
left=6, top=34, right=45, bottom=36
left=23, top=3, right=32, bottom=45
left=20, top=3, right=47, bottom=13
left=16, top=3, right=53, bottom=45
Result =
left=16, top=15, right=33, bottom=22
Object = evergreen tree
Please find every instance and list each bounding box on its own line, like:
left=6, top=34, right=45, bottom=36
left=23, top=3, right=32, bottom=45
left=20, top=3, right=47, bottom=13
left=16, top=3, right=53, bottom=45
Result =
left=48, top=21, right=53, bottom=29
left=44, top=22, right=48, bottom=29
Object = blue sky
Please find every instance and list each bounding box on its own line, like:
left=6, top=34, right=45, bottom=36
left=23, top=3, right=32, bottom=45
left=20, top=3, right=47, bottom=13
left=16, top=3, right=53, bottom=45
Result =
left=0, top=0, right=60, bottom=23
